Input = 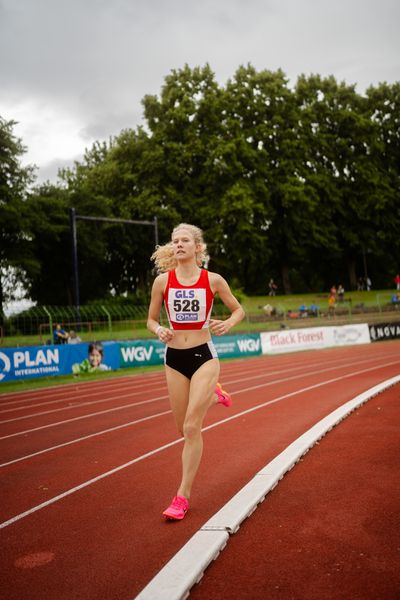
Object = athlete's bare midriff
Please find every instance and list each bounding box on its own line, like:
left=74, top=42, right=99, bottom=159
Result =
left=166, top=328, right=212, bottom=350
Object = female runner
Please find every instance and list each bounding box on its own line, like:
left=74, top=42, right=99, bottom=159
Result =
left=147, top=223, right=245, bottom=520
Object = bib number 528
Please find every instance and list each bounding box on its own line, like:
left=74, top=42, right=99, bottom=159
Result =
left=173, top=299, right=200, bottom=312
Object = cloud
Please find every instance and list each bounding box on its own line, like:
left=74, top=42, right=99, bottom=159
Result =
left=0, top=0, right=399, bottom=182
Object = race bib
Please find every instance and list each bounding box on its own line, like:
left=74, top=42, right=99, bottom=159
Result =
left=168, top=288, right=206, bottom=323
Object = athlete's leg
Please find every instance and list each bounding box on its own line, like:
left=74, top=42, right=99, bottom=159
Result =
left=177, top=357, right=220, bottom=499
left=164, top=364, right=190, bottom=435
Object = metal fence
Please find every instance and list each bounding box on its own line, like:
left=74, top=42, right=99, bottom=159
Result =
left=1, top=293, right=398, bottom=347
left=1, top=302, right=229, bottom=347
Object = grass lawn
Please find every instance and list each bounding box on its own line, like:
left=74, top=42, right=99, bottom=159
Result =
left=1, top=290, right=397, bottom=348
left=1, top=289, right=398, bottom=394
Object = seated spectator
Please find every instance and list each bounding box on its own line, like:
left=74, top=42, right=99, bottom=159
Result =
left=308, top=302, right=319, bottom=316
left=287, top=310, right=300, bottom=319
left=262, top=303, right=276, bottom=316
left=68, top=330, right=82, bottom=344
left=299, top=303, right=308, bottom=317
left=53, top=323, right=68, bottom=344
left=337, top=284, right=345, bottom=302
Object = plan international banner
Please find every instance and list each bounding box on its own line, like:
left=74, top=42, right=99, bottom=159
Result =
left=0, top=342, right=120, bottom=383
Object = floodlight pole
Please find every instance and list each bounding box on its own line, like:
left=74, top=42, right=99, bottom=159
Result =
left=69, top=208, right=159, bottom=320
left=69, top=207, right=81, bottom=324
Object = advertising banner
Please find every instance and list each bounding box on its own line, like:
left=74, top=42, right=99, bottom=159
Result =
left=369, top=322, right=400, bottom=342
left=212, top=334, right=262, bottom=359
left=119, top=334, right=262, bottom=369
left=119, top=340, right=166, bottom=368
left=0, top=342, right=120, bottom=383
left=261, top=324, right=371, bottom=355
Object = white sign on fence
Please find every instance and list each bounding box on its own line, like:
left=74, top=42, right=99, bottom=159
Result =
left=260, top=324, right=371, bottom=355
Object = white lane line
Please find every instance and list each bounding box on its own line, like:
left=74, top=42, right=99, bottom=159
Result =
left=1, top=346, right=397, bottom=408
left=0, top=350, right=388, bottom=422
left=0, top=410, right=172, bottom=468
left=2, top=354, right=382, bottom=466
left=135, top=375, right=400, bottom=600
left=0, top=394, right=169, bottom=440
left=0, top=361, right=398, bottom=530
left=0, top=374, right=166, bottom=407
left=0, top=386, right=167, bottom=423
left=0, top=353, right=345, bottom=413
left=0, top=382, right=167, bottom=413
left=0, top=437, right=185, bottom=530
left=1, top=353, right=396, bottom=440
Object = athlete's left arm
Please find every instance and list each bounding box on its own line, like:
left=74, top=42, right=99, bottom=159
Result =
left=209, top=273, right=245, bottom=336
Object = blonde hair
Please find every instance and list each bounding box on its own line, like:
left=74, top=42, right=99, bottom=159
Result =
left=151, top=223, right=208, bottom=273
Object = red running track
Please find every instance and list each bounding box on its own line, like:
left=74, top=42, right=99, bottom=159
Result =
left=0, top=340, right=399, bottom=599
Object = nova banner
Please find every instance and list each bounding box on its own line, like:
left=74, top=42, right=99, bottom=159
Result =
left=369, top=321, right=400, bottom=342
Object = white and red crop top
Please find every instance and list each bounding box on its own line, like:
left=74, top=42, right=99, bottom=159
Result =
left=164, top=269, right=214, bottom=330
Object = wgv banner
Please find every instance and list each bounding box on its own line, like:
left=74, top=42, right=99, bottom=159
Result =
left=261, top=324, right=371, bottom=355
left=118, top=334, right=262, bottom=369
left=119, top=340, right=166, bottom=367
left=212, top=333, right=262, bottom=359
left=0, top=342, right=120, bottom=383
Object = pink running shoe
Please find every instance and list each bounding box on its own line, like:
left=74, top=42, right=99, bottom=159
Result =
left=163, top=495, right=189, bottom=520
left=215, top=383, right=232, bottom=407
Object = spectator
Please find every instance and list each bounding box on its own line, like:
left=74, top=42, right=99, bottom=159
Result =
left=67, top=330, right=82, bottom=344
left=262, top=304, right=276, bottom=317
left=328, top=293, right=336, bottom=315
left=309, top=302, right=319, bottom=316
left=53, top=323, right=68, bottom=345
left=365, top=276, right=372, bottom=291
left=268, top=278, right=278, bottom=296
left=394, top=274, right=400, bottom=291
left=337, top=284, right=345, bottom=302
left=357, top=277, right=364, bottom=291
left=299, top=303, right=308, bottom=317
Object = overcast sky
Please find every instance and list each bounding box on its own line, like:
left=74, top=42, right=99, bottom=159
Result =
left=1, top=0, right=399, bottom=184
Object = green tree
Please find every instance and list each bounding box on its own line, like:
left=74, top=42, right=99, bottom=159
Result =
left=0, top=116, right=36, bottom=316
left=59, top=135, right=159, bottom=303
left=143, top=64, right=273, bottom=290
left=24, top=183, right=74, bottom=304
left=364, top=82, right=400, bottom=286
left=296, top=75, right=394, bottom=290
left=222, top=66, right=327, bottom=293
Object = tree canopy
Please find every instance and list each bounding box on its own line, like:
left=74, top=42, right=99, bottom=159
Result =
left=1, top=66, right=399, bottom=310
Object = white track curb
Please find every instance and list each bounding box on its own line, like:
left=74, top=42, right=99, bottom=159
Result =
left=135, top=375, right=400, bottom=600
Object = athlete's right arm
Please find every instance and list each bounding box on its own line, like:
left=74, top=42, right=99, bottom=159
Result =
left=147, top=273, right=174, bottom=343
